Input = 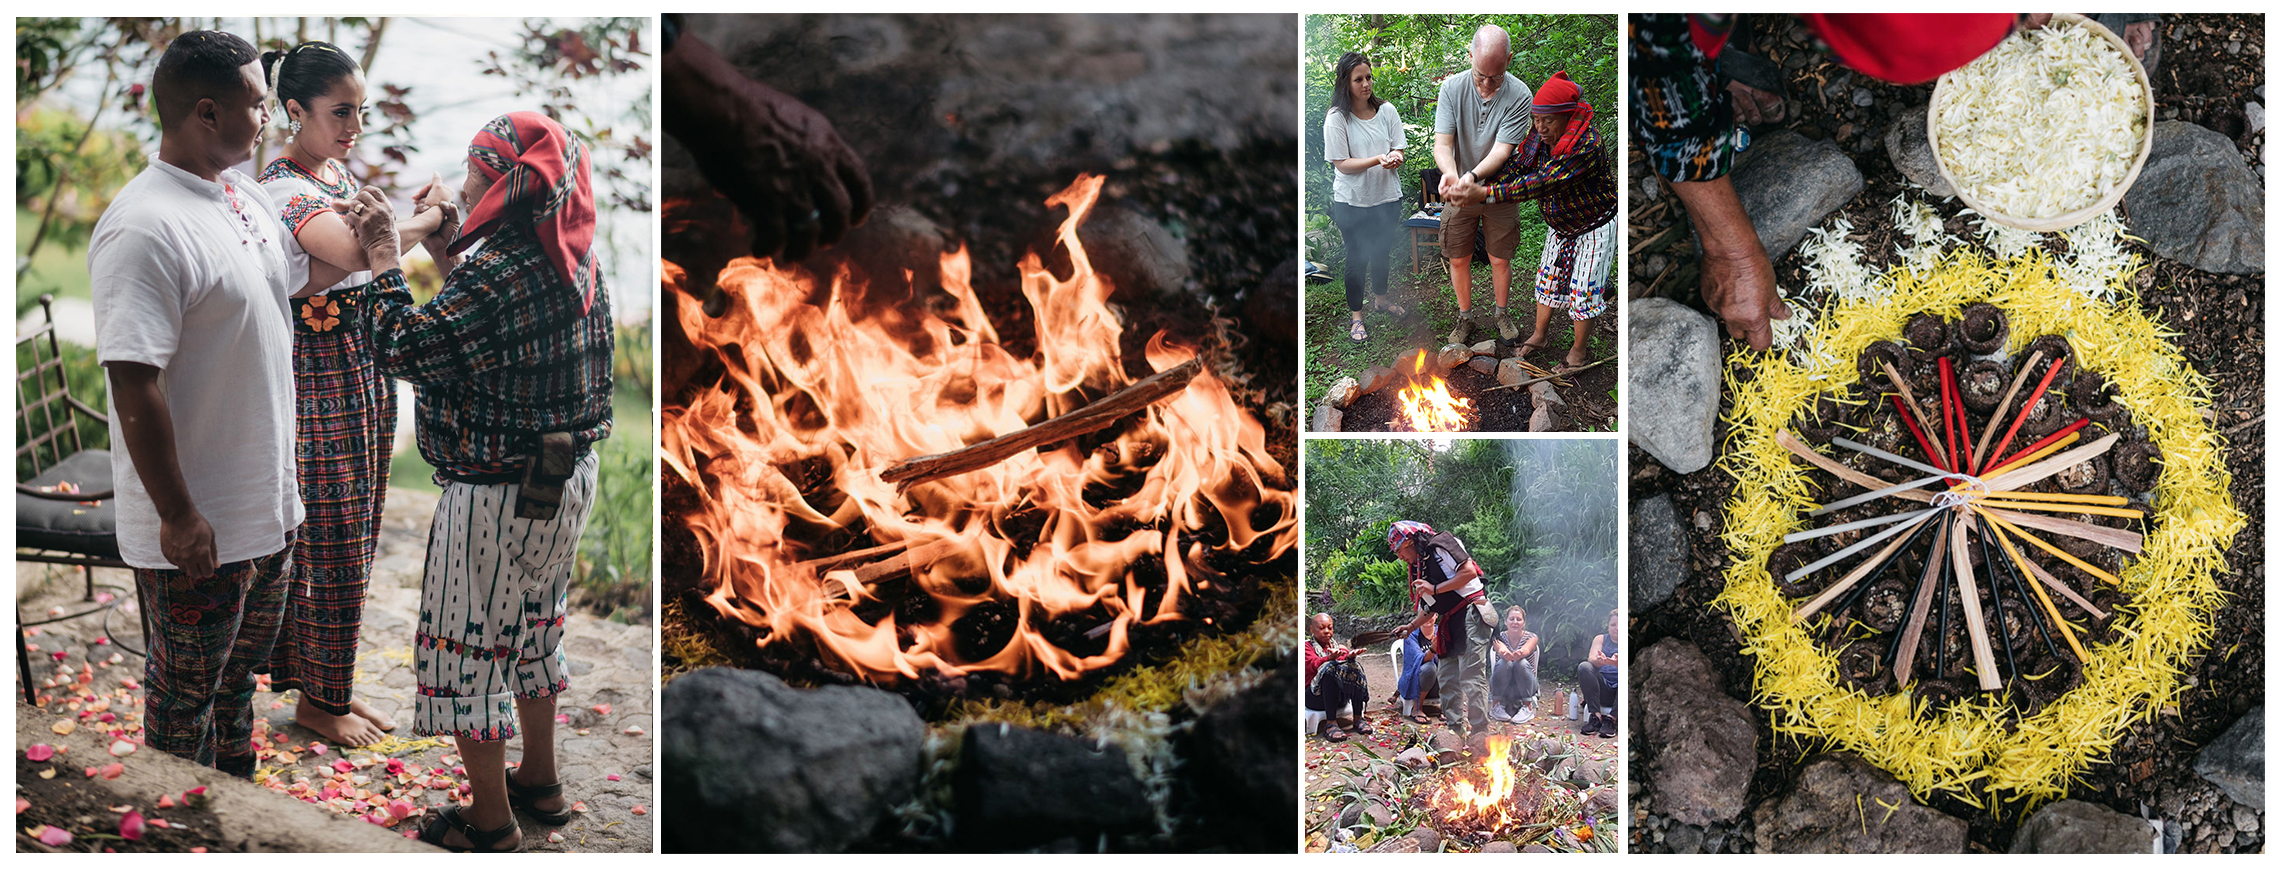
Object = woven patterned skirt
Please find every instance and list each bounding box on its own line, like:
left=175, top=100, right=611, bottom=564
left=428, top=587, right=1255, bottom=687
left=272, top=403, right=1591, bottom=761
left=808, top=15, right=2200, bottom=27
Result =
left=264, top=284, right=397, bottom=714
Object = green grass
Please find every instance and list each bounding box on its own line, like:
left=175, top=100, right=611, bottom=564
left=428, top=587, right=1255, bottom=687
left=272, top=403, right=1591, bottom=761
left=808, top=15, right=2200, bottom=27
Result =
left=17, top=206, right=92, bottom=315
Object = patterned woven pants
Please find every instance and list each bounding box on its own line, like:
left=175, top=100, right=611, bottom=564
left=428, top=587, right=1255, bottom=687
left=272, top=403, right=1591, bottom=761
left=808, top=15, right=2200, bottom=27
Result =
left=413, top=452, right=598, bottom=741
left=1533, top=220, right=1615, bottom=321
left=135, top=540, right=294, bottom=778
left=267, top=287, right=397, bottom=714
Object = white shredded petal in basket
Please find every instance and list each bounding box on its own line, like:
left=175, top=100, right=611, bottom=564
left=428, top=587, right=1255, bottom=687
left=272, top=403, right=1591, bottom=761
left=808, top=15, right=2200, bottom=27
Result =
left=1935, top=20, right=2146, bottom=219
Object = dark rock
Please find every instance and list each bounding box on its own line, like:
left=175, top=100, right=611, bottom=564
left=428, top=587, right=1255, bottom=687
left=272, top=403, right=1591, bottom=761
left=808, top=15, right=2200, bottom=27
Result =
left=1636, top=640, right=1755, bottom=826
left=1247, top=257, right=1298, bottom=348
left=1853, top=89, right=1875, bottom=108
left=661, top=667, right=927, bottom=853
left=1364, top=835, right=1420, bottom=853
left=1629, top=298, right=1723, bottom=474
left=2194, top=705, right=2264, bottom=810
left=1631, top=494, right=1688, bottom=612
left=1411, top=827, right=1442, bottom=852
left=2124, top=122, right=2264, bottom=274
left=1885, top=106, right=1957, bottom=198
left=1468, top=356, right=1500, bottom=376
left=1395, top=746, right=1433, bottom=768
left=1667, top=822, right=1705, bottom=854
left=1480, top=841, right=1519, bottom=853
left=1528, top=402, right=1569, bottom=432
left=1751, top=753, right=1967, bottom=853
left=2011, top=799, right=2159, bottom=853
left=955, top=724, right=1154, bottom=848
left=1356, top=365, right=1400, bottom=396
left=1521, top=844, right=1554, bottom=852
left=1182, top=656, right=1298, bottom=852
left=1075, top=204, right=1191, bottom=297
left=1337, top=799, right=1391, bottom=829
left=1730, top=129, right=1865, bottom=260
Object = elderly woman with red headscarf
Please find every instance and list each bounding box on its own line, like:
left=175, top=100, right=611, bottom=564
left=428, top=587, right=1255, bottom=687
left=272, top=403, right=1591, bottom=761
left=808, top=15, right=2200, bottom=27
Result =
left=331, top=111, right=614, bottom=851
left=1445, top=71, right=1616, bottom=374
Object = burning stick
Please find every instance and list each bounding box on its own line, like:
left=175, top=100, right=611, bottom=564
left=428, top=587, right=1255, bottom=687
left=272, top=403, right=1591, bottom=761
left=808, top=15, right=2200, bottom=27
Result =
left=821, top=538, right=967, bottom=601
left=880, top=358, right=1202, bottom=488
left=1971, top=350, right=2045, bottom=471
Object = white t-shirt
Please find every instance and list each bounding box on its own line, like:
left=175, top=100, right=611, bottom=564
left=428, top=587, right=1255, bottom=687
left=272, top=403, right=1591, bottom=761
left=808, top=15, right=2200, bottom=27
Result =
left=257, top=157, right=370, bottom=295
left=89, top=156, right=303, bottom=569
left=1323, top=103, right=1405, bottom=208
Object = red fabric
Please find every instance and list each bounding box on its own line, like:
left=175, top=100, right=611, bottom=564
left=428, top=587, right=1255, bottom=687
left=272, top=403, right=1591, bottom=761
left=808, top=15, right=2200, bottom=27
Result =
left=1431, top=589, right=1487, bottom=657
left=1532, top=71, right=1594, bottom=157
left=1304, top=640, right=1334, bottom=684
left=448, top=111, right=600, bottom=313
left=1802, top=13, right=2014, bottom=85
left=1689, top=16, right=1731, bottom=59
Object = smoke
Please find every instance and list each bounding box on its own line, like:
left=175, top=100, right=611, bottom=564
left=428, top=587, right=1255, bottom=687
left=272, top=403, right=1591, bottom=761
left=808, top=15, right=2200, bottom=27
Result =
left=1496, top=439, right=1617, bottom=665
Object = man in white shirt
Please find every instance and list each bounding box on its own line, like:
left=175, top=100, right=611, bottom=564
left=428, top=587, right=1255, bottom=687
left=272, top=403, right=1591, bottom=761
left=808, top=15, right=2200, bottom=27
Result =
left=88, top=29, right=301, bottom=779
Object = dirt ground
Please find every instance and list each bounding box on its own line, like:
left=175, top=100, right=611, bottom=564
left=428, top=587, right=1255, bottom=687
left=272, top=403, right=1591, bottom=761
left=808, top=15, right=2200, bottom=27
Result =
left=1627, top=13, right=2263, bottom=853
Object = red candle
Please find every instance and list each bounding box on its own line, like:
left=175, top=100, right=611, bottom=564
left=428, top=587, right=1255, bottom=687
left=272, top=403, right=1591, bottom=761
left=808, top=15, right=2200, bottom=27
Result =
left=1938, top=357, right=1962, bottom=474
left=1890, top=394, right=1951, bottom=473
left=1986, top=356, right=2066, bottom=471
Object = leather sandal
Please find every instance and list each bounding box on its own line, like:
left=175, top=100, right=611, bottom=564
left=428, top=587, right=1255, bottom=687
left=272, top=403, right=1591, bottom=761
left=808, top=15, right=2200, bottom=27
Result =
left=506, top=774, right=574, bottom=826
left=418, top=806, right=520, bottom=853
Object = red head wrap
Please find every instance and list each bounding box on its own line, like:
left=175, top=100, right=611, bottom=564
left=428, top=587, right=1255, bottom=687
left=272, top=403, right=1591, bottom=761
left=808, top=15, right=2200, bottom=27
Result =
left=1531, top=71, right=1594, bottom=157
left=447, top=111, right=600, bottom=313
left=1801, top=14, right=2014, bottom=85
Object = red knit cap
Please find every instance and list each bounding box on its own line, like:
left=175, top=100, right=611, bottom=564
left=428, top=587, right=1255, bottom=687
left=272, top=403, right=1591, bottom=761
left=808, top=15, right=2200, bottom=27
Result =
left=1532, top=71, right=1581, bottom=113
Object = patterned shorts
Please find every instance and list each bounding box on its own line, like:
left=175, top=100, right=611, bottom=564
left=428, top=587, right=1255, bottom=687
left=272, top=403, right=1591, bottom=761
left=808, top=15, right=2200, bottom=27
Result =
left=1533, top=220, right=1616, bottom=320
left=412, top=451, right=598, bottom=740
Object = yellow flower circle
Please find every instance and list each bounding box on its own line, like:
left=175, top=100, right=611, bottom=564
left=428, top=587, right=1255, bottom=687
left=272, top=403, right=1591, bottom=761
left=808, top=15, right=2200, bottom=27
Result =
left=1717, top=249, right=2242, bottom=808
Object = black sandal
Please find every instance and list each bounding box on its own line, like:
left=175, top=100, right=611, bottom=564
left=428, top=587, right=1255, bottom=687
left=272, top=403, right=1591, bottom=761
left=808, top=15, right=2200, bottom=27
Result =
left=506, top=773, right=575, bottom=826
left=418, top=806, right=521, bottom=853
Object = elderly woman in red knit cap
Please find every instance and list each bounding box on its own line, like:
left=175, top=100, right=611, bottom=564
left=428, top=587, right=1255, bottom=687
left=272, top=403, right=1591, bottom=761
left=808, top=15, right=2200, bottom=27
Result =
left=332, top=111, right=614, bottom=851
left=1446, top=71, right=1615, bottom=373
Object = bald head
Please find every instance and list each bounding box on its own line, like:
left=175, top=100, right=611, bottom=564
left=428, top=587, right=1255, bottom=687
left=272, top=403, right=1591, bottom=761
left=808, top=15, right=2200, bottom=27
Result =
left=1310, top=612, right=1335, bottom=645
left=1471, top=24, right=1512, bottom=75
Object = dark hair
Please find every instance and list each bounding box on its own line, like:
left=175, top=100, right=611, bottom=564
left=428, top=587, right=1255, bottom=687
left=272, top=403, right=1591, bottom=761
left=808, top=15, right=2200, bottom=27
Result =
left=151, top=30, right=260, bottom=128
left=1329, top=51, right=1383, bottom=117
left=260, top=41, right=361, bottom=122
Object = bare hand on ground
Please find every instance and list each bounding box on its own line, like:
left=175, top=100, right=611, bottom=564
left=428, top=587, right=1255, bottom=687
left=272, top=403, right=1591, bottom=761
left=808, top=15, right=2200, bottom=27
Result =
left=1700, top=246, right=1789, bottom=352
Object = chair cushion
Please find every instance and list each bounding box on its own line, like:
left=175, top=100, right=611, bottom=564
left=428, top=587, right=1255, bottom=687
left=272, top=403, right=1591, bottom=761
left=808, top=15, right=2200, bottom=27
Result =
left=17, top=449, right=119, bottom=560
left=1403, top=215, right=1442, bottom=228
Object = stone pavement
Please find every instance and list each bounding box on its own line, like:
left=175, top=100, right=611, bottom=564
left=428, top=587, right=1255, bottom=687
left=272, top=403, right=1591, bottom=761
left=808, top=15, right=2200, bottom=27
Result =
left=16, top=487, right=653, bottom=852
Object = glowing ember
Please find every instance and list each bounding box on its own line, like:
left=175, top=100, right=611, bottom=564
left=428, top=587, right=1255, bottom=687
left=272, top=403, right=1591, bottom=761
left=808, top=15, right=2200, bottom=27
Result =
left=1429, top=735, right=1544, bottom=841
left=660, top=174, right=1295, bottom=684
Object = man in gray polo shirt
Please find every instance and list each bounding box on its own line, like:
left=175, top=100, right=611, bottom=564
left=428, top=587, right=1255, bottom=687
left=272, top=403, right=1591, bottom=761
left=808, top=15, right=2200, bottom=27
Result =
left=1433, top=24, right=1533, bottom=345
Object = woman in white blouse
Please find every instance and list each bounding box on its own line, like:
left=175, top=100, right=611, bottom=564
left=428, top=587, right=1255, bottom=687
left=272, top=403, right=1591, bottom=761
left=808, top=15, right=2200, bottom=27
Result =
left=1322, top=51, right=1406, bottom=342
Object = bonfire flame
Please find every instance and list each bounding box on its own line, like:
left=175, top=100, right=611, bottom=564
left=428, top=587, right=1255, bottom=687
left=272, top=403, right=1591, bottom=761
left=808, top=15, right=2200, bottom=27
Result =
left=660, top=174, right=1295, bottom=684
left=1438, top=735, right=1520, bottom=827
left=1395, top=350, right=1473, bottom=432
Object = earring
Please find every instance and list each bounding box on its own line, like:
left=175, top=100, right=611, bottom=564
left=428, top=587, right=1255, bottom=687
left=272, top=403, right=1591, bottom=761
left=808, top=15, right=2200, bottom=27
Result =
left=289, top=119, right=302, bottom=142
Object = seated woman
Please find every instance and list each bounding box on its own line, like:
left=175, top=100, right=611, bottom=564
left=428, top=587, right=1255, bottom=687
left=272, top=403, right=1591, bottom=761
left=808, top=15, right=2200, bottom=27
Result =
left=1490, top=605, right=1540, bottom=723
left=1574, top=609, right=1620, bottom=738
left=1305, top=612, right=1372, bottom=741
left=1395, top=621, right=1440, bottom=724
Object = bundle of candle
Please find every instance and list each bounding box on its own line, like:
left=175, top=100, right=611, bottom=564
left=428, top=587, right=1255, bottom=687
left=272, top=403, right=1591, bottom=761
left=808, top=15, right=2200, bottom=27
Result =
left=1712, top=207, right=2243, bottom=809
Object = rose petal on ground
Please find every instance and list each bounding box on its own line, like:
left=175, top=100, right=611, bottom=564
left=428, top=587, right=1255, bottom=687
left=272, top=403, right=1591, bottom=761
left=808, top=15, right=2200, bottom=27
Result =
left=191, top=847, right=207, bottom=853
left=307, top=742, right=328, bottom=756
left=605, top=774, right=621, bottom=781
left=38, top=769, right=56, bottom=779
left=26, top=744, right=55, bottom=762
left=51, top=720, right=76, bottom=736
left=547, top=830, right=566, bottom=843
left=15, top=797, right=29, bottom=813
left=332, top=759, right=355, bottom=774
left=150, top=818, right=171, bottom=829
left=36, top=824, right=73, bottom=846
left=630, top=805, right=647, bottom=816
left=119, top=810, right=145, bottom=841
left=570, top=801, right=587, bottom=813
left=554, top=713, right=570, bottom=724
left=385, top=758, right=406, bottom=775
left=108, top=740, right=137, bottom=757
left=100, top=763, right=124, bottom=779
left=591, top=703, right=611, bottom=716
left=623, top=725, right=644, bottom=736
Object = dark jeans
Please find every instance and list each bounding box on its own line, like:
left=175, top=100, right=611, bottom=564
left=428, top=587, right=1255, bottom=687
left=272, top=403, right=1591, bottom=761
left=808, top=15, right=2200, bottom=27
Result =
left=1331, top=199, right=1402, bottom=311
left=1305, top=671, right=1367, bottom=720
left=1576, top=660, right=1618, bottom=715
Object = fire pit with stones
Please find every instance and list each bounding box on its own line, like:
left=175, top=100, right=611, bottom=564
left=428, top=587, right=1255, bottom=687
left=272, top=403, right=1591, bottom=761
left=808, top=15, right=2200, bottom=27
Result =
left=660, top=175, right=1299, bottom=853
left=1318, top=733, right=1617, bottom=853
left=1314, top=346, right=1602, bottom=433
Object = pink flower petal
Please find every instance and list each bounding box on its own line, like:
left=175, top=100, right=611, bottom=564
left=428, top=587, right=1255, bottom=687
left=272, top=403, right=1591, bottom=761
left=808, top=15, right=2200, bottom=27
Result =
left=332, top=759, right=356, bottom=774
left=108, top=740, right=137, bottom=757
left=630, top=805, right=647, bottom=816
left=554, top=713, right=571, bottom=724
left=37, top=825, right=73, bottom=846
left=119, top=810, right=146, bottom=841
left=100, top=763, right=125, bottom=780
left=308, top=741, right=328, bottom=756
left=15, top=797, right=30, bottom=813
left=591, top=703, right=612, bottom=716
left=606, top=774, right=621, bottom=781
left=26, top=744, right=55, bottom=762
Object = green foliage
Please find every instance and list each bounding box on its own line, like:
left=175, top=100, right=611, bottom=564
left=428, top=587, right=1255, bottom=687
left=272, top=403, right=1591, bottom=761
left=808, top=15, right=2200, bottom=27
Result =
left=571, top=321, right=655, bottom=624
left=1305, top=438, right=1616, bottom=665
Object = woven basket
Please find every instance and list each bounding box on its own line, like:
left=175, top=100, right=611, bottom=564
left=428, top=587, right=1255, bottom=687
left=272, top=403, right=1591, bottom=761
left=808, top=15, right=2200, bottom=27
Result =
left=1927, top=12, right=2155, bottom=232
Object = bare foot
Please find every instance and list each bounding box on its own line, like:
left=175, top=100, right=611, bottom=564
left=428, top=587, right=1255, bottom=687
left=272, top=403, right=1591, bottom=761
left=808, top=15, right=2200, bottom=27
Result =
left=509, top=766, right=568, bottom=815
left=349, top=697, right=397, bottom=732
left=1564, top=347, right=1591, bottom=369
left=1516, top=331, right=1550, bottom=358
left=295, top=697, right=385, bottom=746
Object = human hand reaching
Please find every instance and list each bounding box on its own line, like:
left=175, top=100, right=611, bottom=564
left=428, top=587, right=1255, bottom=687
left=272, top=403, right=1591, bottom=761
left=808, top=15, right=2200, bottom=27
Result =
left=330, top=187, right=400, bottom=275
